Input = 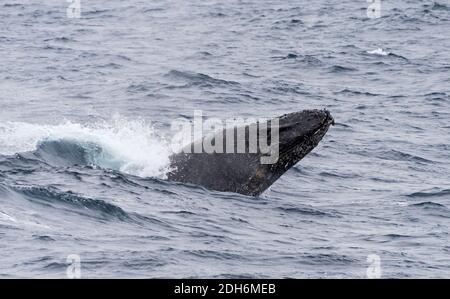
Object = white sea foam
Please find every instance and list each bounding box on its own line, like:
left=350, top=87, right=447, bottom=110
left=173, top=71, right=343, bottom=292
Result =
left=367, top=48, right=389, bottom=56
left=0, top=116, right=171, bottom=178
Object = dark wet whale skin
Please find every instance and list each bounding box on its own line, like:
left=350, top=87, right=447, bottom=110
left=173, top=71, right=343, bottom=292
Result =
left=168, top=110, right=334, bottom=196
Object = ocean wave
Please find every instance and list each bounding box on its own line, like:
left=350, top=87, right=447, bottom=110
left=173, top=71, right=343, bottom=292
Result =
left=0, top=117, right=171, bottom=178
left=186, top=250, right=244, bottom=261
left=425, top=2, right=450, bottom=11
left=407, top=189, right=450, bottom=198
left=367, top=48, right=389, bottom=56
left=300, top=253, right=357, bottom=266
left=335, top=88, right=382, bottom=97
left=365, top=48, right=409, bottom=61
left=3, top=3, right=23, bottom=7
left=271, top=18, right=304, bottom=30
left=43, top=37, right=74, bottom=43
left=165, top=70, right=239, bottom=88
left=408, top=200, right=450, bottom=218
left=264, top=81, right=310, bottom=96
left=410, top=202, right=448, bottom=209
left=277, top=205, right=341, bottom=218
left=328, top=65, right=358, bottom=73
left=376, top=150, right=434, bottom=164
left=12, top=185, right=132, bottom=221
left=274, top=54, right=323, bottom=66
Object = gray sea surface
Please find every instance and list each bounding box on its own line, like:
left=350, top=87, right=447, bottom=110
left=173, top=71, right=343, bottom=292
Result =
left=0, top=0, right=449, bottom=278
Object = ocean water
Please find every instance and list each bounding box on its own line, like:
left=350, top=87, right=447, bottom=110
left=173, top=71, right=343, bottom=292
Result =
left=1, top=0, right=450, bottom=278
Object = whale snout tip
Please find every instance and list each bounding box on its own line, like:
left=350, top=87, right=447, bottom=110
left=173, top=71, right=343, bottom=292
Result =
left=279, top=109, right=335, bottom=134
left=323, top=109, right=335, bottom=126
left=309, top=109, right=334, bottom=127
left=302, top=109, right=335, bottom=127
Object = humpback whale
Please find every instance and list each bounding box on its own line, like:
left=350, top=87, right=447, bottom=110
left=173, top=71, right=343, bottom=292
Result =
left=168, top=109, right=334, bottom=196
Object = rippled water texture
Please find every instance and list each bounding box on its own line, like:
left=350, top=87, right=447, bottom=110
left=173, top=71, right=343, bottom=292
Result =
left=1, top=0, right=450, bottom=278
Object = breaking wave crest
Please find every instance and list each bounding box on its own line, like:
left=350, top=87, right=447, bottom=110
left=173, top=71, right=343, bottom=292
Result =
left=0, top=117, right=171, bottom=178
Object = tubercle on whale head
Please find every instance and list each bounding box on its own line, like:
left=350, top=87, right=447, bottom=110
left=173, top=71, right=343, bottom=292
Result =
left=261, top=109, right=333, bottom=164
left=277, top=109, right=334, bottom=142
left=167, top=109, right=334, bottom=197
left=278, top=109, right=333, bottom=150
left=244, top=109, right=334, bottom=196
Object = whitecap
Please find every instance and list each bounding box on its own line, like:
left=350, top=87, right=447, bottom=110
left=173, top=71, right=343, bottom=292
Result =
left=0, top=116, right=172, bottom=179
left=367, top=48, right=389, bottom=56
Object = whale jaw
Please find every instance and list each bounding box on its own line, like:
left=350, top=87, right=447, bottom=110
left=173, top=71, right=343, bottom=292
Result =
left=168, top=109, right=334, bottom=196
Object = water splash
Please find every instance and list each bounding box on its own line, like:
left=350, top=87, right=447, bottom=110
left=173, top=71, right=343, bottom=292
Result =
left=367, top=48, right=390, bottom=56
left=0, top=116, right=171, bottom=178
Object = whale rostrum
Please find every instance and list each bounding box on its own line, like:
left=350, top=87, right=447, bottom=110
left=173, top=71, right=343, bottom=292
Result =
left=167, top=109, right=334, bottom=196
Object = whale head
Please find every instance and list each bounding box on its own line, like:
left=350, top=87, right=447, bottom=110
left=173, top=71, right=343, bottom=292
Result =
left=168, top=109, right=334, bottom=196
left=241, top=109, right=334, bottom=195
left=276, top=109, right=334, bottom=167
